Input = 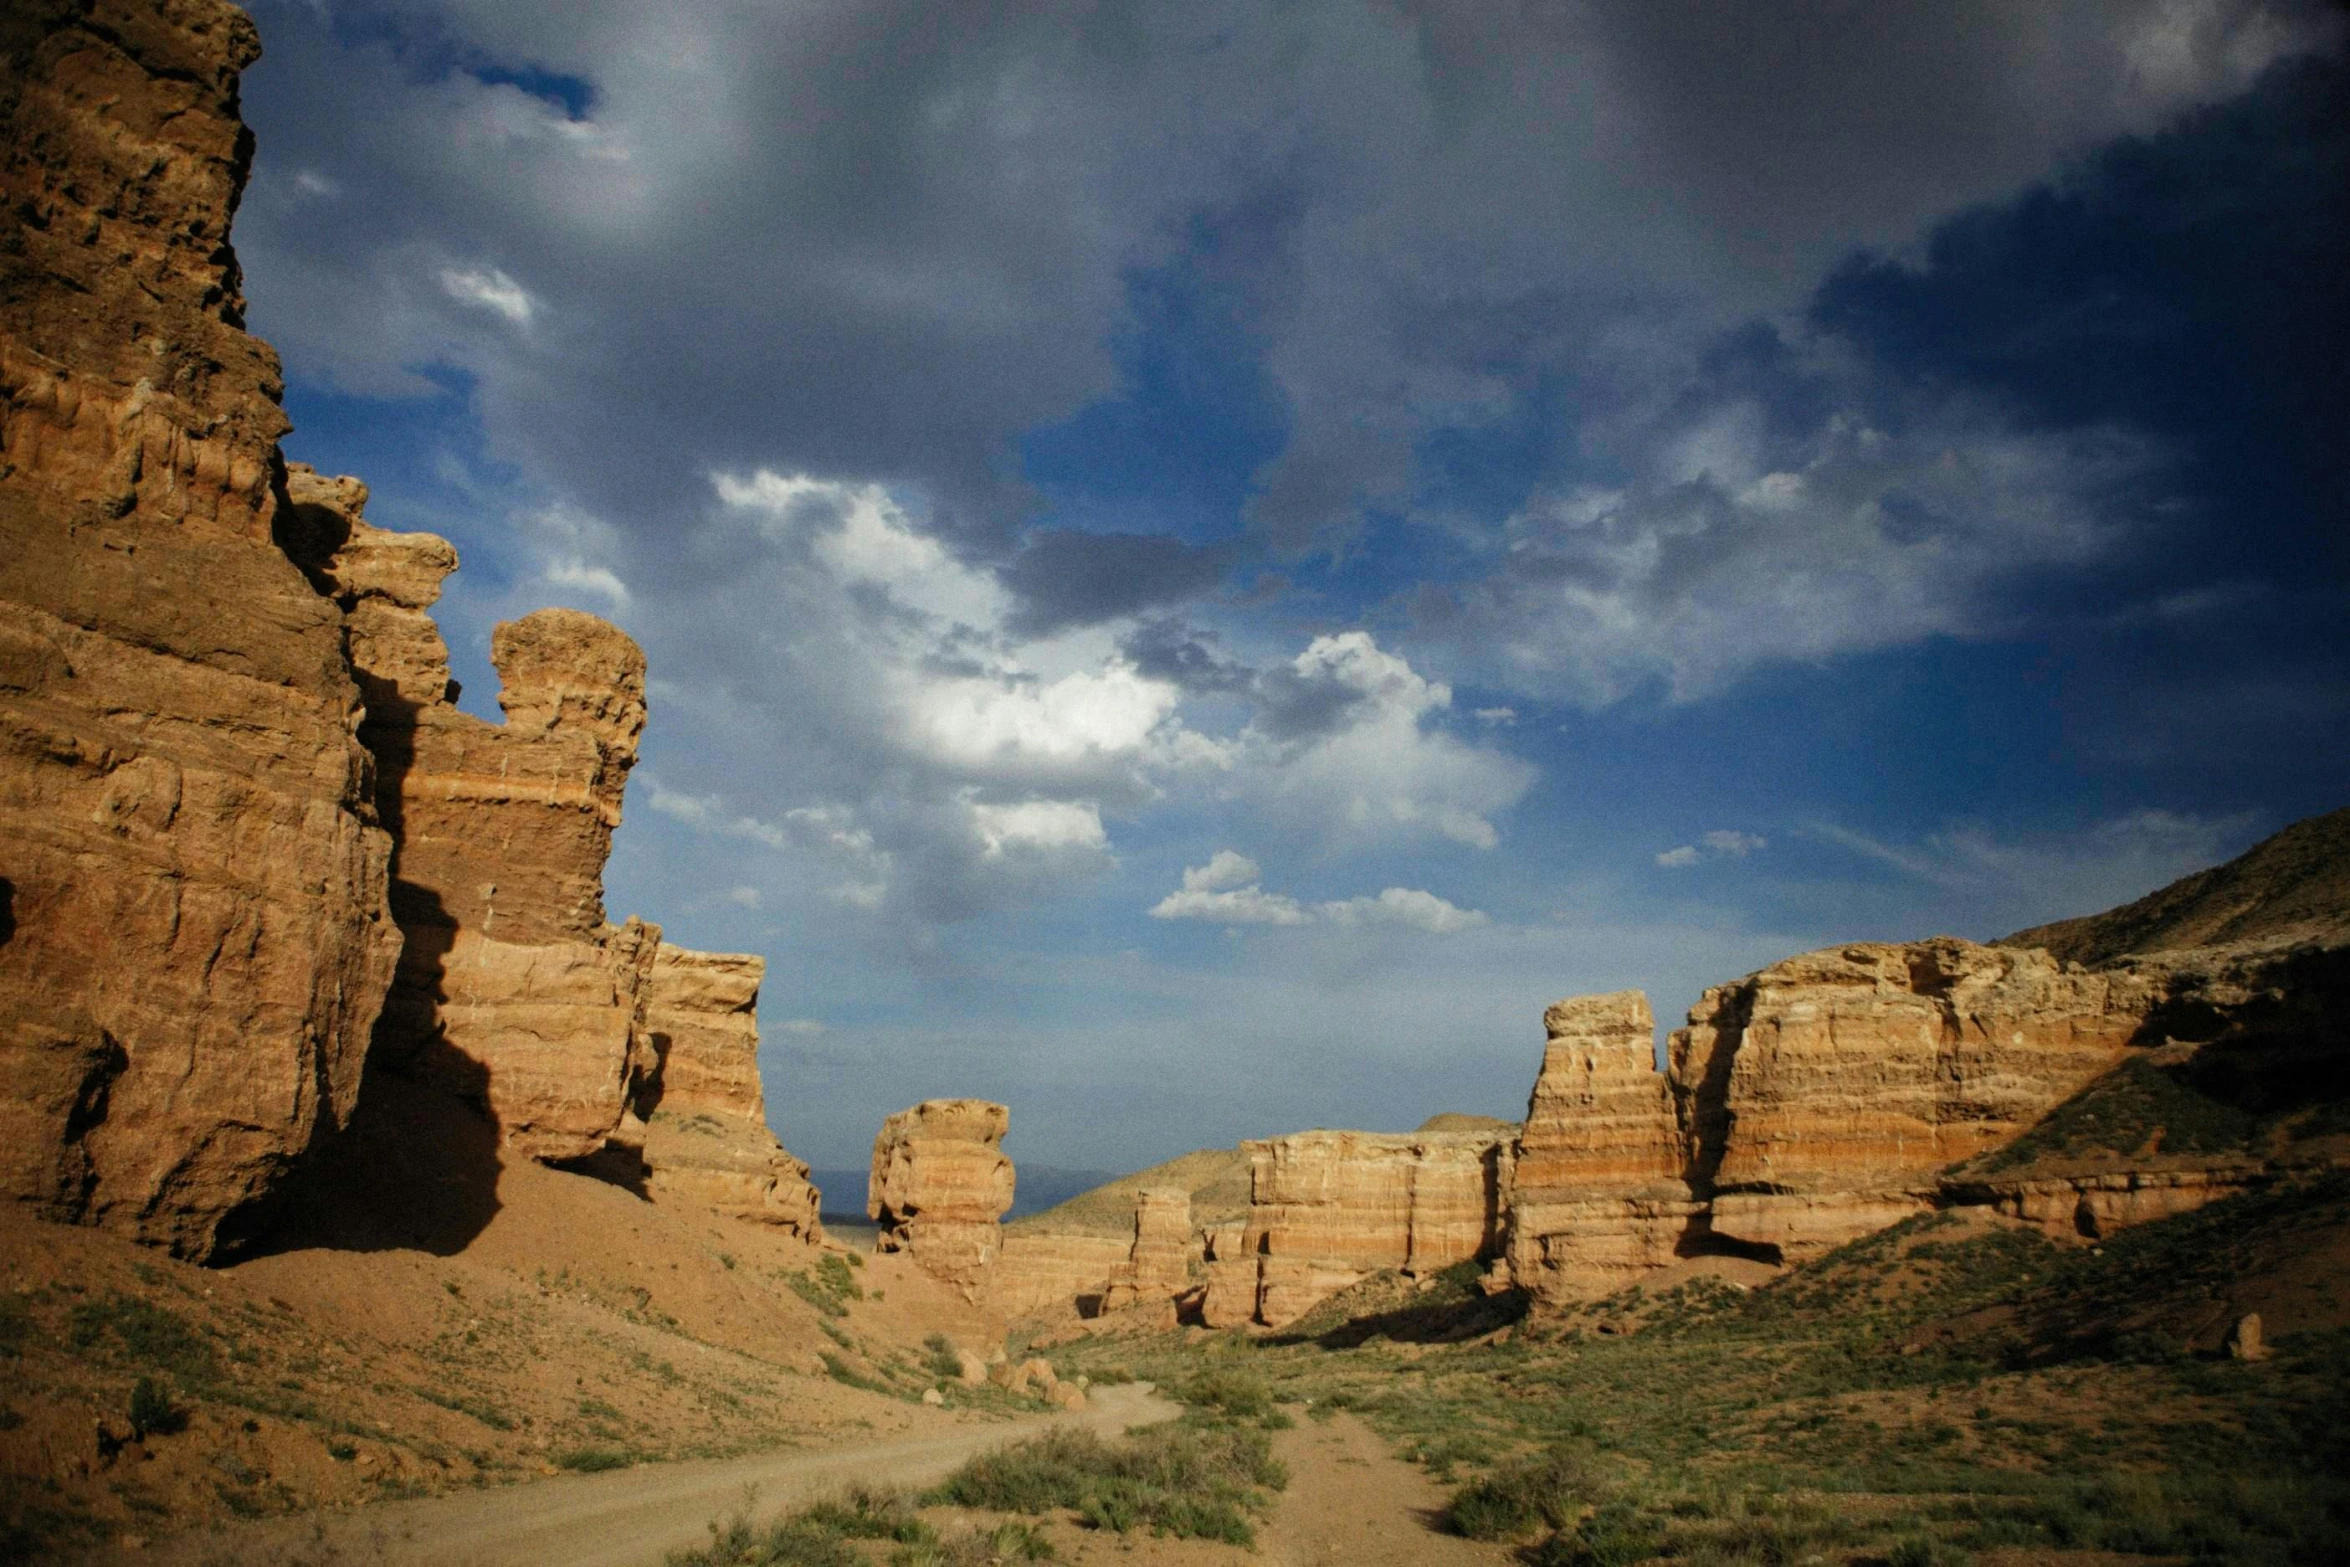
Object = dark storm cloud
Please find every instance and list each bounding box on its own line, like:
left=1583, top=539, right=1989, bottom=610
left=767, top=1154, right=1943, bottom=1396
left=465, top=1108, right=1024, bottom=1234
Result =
left=998, top=531, right=1236, bottom=638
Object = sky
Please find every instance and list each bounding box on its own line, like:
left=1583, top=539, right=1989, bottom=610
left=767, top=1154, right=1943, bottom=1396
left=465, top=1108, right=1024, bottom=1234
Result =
left=233, top=0, right=2350, bottom=1177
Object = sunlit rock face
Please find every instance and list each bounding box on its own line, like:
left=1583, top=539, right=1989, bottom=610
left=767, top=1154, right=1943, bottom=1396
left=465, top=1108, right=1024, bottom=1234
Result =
left=284, top=474, right=665, bottom=1163
left=1223, top=1127, right=1512, bottom=1328
left=1506, top=991, right=1697, bottom=1307
left=637, top=945, right=823, bottom=1239
left=0, top=2, right=401, bottom=1257
left=1101, top=1188, right=1193, bottom=1311
left=1672, top=938, right=2155, bottom=1262
left=870, top=1099, right=1016, bottom=1291
left=993, top=1230, right=1133, bottom=1316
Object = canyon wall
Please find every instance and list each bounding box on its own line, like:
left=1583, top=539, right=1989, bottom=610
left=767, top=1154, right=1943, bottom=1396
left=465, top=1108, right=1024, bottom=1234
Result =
left=637, top=945, right=823, bottom=1237
left=1671, top=938, right=2156, bottom=1265
left=1505, top=992, right=1695, bottom=1306
left=1101, top=1188, right=1193, bottom=1312
left=1212, top=1127, right=1511, bottom=1328
left=0, top=2, right=400, bottom=1257
left=871, top=1099, right=1016, bottom=1291
left=0, top=2, right=819, bottom=1256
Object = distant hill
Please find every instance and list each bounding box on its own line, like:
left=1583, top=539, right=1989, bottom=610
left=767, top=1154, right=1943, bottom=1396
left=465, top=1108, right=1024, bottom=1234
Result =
left=2001, top=806, right=2350, bottom=965
left=1007, top=1147, right=1254, bottom=1237
left=1417, top=1113, right=1519, bottom=1134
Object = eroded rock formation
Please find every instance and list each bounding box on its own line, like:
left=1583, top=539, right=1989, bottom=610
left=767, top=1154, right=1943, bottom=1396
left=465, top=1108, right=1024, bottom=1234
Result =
left=637, top=945, right=822, bottom=1237
left=0, top=0, right=822, bottom=1255
left=1674, top=939, right=2156, bottom=1262
left=870, top=1100, right=1015, bottom=1291
left=281, top=472, right=665, bottom=1162
left=1101, top=1188, right=1193, bottom=1312
left=1218, top=1127, right=1511, bottom=1328
left=0, top=3, right=400, bottom=1257
left=1505, top=992, right=1694, bottom=1306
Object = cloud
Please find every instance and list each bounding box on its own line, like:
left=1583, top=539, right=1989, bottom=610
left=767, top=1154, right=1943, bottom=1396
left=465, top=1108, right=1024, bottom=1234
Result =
left=1428, top=393, right=2158, bottom=706
left=1656, top=830, right=1765, bottom=868
left=438, top=264, right=533, bottom=324
left=1149, top=854, right=1486, bottom=934
left=1239, top=633, right=1534, bottom=850
left=725, top=885, right=762, bottom=908
left=1320, top=887, right=1489, bottom=935
left=544, top=559, right=629, bottom=605
left=971, top=799, right=1109, bottom=859
left=1803, top=808, right=2262, bottom=933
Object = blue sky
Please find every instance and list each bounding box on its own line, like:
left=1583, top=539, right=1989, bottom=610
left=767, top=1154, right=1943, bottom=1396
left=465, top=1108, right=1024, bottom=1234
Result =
left=233, top=0, right=2349, bottom=1175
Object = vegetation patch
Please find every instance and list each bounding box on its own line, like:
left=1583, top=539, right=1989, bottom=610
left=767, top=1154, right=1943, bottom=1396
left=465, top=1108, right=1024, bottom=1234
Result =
left=930, top=1418, right=1287, bottom=1545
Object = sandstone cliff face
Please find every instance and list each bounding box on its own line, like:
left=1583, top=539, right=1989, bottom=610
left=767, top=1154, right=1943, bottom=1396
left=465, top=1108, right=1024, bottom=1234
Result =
left=1673, top=938, right=2155, bottom=1262
left=1505, top=991, right=1694, bottom=1306
left=1219, top=1127, right=1510, bottom=1327
left=0, top=2, right=400, bottom=1256
left=870, top=1100, right=1015, bottom=1290
left=280, top=473, right=664, bottom=1163
left=1101, top=1188, right=1193, bottom=1312
left=636, top=945, right=822, bottom=1238
left=992, top=1229, right=1133, bottom=1316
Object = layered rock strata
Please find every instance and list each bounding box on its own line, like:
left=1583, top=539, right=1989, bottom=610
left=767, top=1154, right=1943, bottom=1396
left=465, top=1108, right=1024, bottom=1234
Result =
left=636, top=945, right=822, bottom=1237
left=280, top=473, right=664, bottom=1162
left=0, top=2, right=400, bottom=1256
left=1101, top=1188, right=1193, bottom=1312
left=993, top=1230, right=1133, bottom=1316
left=1218, top=1127, right=1511, bottom=1328
left=870, top=1100, right=1015, bottom=1291
left=1505, top=992, right=1694, bottom=1306
left=1673, top=939, right=2156, bottom=1262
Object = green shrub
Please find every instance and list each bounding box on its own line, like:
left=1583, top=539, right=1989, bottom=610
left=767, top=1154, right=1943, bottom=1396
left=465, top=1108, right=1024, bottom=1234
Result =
left=555, top=1446, right=632, bottom=1472
left=128, top=1376, right=187, bottom=1439
left=1447, top=1448, right=1600, bottom=1540
left=922, top=1334, right=964, bottom=1382
left=799, top=1486, right=930, bottom=1543
left=931, top=1420, right=1284, bottom=1544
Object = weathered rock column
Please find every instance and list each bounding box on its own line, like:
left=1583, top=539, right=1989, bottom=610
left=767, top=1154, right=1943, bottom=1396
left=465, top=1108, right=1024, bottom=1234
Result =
left=1101, top=1188, right=1192, bottom=1310
left=869, top=1099, right=1015, bottom=1291
left=1504, top=991, right=1694, bottom=1307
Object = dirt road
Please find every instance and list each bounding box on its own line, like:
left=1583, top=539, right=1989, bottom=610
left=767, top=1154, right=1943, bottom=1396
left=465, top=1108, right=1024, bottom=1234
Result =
left=112, top=1383, right=1177, bottom=1567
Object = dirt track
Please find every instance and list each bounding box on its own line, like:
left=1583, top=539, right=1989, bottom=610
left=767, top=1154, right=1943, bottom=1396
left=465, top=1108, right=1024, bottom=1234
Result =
left=106, top=1383, right=1178, bottom=1567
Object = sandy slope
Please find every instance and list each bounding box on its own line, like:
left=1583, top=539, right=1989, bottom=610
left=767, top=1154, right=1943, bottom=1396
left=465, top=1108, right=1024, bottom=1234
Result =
left=97, top=1384, right=1177, bottom=1567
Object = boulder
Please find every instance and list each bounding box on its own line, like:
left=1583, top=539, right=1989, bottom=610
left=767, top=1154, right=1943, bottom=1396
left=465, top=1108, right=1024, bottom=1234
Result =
left=869, top=1100, right=1015, bottom=1290
left=0, top=3, right=401, bottom=1256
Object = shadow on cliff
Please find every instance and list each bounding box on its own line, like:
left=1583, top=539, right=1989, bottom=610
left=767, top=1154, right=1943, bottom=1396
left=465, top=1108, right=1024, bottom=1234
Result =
left=216, top=889, right=507, bottom=1260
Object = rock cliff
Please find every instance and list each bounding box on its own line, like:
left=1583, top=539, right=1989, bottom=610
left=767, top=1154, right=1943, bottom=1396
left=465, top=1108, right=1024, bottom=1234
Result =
left=280, top=469, right=665, bottom=1163
left=1505, top=991, right=1695, bottom=1306
left=1101, top=1187, right=1193, bottom=1312
left=1214, top=1127, right=1511, bottom=1328
left=1672, top=938, right=2155, bottom=1263
left=870, top=1099, right=1015, bottom=1291
left=0, top=1, right=400, bottom=1257
left=0, top=0, right=819, bottom=1256
left=637, top=944, right=823, bottom=1237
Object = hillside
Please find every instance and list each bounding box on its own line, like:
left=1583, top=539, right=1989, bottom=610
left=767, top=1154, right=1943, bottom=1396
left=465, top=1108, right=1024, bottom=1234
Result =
left=2004, top=805, right=2350, bottom=964
left=1007, top=1148, right=1254, bottom=1238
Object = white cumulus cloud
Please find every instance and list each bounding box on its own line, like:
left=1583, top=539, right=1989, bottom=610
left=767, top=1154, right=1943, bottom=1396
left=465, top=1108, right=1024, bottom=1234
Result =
left=438, top=264, right=533, bottom=324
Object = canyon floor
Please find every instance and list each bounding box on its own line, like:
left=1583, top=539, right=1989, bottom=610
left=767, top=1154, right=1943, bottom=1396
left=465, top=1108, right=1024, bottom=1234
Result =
left=13, top=1166, right=2347, bottom=1564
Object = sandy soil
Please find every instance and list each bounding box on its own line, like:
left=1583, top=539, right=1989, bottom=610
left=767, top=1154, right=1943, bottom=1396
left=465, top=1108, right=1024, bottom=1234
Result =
left=87, top=1384, right=1179, bottom=1567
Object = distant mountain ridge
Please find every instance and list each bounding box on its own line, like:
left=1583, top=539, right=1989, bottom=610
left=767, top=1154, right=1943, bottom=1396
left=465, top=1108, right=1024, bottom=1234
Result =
left=2003, top=806, right=2350, bottom=965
